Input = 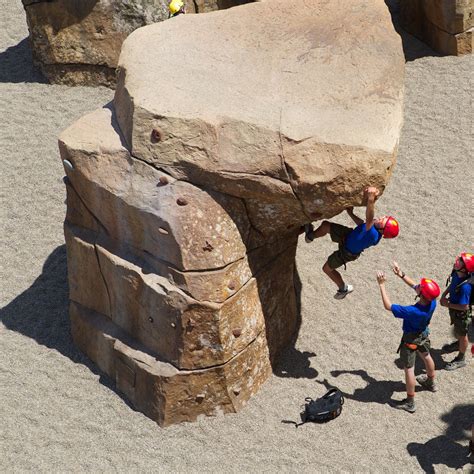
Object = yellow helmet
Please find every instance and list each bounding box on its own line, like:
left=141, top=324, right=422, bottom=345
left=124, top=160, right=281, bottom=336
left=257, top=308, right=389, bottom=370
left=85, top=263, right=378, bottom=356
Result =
left=169, top=0, right=185, bottom=16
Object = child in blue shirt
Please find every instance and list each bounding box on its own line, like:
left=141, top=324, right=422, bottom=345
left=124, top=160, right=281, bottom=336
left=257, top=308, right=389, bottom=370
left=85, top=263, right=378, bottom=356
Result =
left=376, top=262, right=440, bottom=413
left=440, top=253, right=473, bottom=370
left=304, top=187, right=399, bottom=299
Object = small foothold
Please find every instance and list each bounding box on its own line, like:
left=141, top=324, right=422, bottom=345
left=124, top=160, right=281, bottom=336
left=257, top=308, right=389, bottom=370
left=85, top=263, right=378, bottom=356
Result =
left=228, top=281, right=236, bottom=291
left=63, top=159, right=74, bottom=171
left=176, top=198, right=188, bottom=206
left=151, top=128, right=163, bottom=143
left=158, top=176, right=169, bottom=186
left=171, top=322, right=176, bottom=328
left=203, top=240, right=214, bottom=252
left=232, top=328, right=242, bottom=338
left=148, top=317, right=154, bottom=323
left=196, top=394, right=205, bottom=402
left=158, top=227, right=169, bottom=235
left=62, top=176, right=70, bottom=185
left=233, top=389, right=241, bottom=396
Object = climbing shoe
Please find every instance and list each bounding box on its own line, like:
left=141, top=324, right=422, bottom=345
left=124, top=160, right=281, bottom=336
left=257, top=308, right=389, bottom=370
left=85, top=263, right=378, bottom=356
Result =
left=334, top=284, right=353, bottom=300
left=416, top=374, right=438, bottom=392
left=392, top=398, right=416, bottom=413
left=445, top=356, right=467, bottom=371
left=304, top=223, right=315, bottom=243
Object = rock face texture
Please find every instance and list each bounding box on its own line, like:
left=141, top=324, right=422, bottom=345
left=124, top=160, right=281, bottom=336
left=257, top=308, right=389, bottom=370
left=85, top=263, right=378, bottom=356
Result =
left=400, top=0, right=473, bottom=55
left=60, top=0, right=405, bottom=426
left=22, top=0, right=257, bottom=87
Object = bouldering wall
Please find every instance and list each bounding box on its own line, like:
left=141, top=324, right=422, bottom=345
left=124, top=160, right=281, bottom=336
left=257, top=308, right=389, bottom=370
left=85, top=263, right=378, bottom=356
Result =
left=399, top=0, right=473, bottom=55
left=22, top=0, right=257, bottom=87
left=59, top=0, right=405, bottom=426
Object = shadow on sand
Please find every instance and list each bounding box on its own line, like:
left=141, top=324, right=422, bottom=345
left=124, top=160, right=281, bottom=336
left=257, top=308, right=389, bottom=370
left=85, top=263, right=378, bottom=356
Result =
left=0, top=37, right=47, bottom=84
left=0, top=245, right=133, bottom=408
left=407, top=403, right=474, bottom=472
left=317, top=369, right=405, bottom=405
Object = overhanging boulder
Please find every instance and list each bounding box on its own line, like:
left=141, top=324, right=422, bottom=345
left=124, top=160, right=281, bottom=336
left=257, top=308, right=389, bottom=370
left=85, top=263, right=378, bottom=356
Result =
left=60, top=0, right=405, bottom=426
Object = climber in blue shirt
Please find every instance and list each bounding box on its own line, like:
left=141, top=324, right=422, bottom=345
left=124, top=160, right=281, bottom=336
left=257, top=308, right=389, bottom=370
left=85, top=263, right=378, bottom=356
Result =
left=304, top=186, right=399, bottom=299
left=377, top=263, right=440, bottom=413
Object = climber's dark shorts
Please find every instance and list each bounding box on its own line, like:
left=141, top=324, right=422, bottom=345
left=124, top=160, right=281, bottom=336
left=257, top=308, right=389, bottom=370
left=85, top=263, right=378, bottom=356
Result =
left=449, top=308, right=471, bottom=337
left=327, top=223, right=359, bottom=270
left=398, top=332, right=431, bottom=368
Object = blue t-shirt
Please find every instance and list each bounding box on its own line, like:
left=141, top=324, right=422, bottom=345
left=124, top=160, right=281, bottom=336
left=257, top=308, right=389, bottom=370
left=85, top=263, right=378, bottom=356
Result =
left=391, top=300, right=437, bottom=334
left=449, top=272, right=472, bottom=305
left=344, top=223, right=382, bottom=255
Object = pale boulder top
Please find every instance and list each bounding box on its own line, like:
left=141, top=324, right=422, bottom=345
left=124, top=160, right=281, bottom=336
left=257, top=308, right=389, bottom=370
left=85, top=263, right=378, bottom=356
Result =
left=117, top=0, right=404, bottom=153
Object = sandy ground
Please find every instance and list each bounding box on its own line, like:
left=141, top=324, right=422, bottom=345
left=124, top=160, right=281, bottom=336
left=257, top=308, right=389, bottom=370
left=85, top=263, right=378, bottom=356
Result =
left=1, top=1, right=473, bottom=472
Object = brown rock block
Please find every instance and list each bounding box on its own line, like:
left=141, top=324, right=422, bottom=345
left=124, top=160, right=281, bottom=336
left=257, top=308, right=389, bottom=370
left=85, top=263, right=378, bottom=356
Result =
left=59, top=107, right=250, bottom=272
left=400, top=0, right=473, bottom=36
left=65, top=222, right=297, bottom=370
left=400, top=0, right=473, bottom=55
left=70, top=301, right=272, bottom=426
left=115, top=0, right=404, bottom=220
left=64, top=225, right=110, bottom=318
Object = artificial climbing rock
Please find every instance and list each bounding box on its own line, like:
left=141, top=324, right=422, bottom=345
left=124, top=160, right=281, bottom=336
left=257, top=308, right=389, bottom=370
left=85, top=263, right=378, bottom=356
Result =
left=60, top=0, right=404, bottom=426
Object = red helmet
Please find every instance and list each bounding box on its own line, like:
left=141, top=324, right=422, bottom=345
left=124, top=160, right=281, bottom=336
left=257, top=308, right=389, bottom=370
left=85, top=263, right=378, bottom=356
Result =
left=460, top=252, right=474, bottom=273
left=381, top=216, right=399, bottom=239
left=419, top=278, right=440, bottom=301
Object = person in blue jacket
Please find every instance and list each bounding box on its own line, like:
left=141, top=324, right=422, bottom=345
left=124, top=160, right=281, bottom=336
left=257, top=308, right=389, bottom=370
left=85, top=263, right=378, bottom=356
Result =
left=304, top=187, right=399, bottom=299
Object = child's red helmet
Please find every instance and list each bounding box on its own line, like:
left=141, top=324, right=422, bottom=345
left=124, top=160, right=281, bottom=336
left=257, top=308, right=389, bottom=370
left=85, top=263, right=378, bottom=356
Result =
left=419, top=278, right=440, bottom=301
left=381, top=216, right=399, bottom=239
left=460, top=252, right=474, bottom=273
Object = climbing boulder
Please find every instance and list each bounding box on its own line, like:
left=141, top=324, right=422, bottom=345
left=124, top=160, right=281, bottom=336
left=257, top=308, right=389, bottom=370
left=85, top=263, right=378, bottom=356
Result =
left=60, top=0, right=404, bottom=426
left=115, top=0, right=404, bottom=229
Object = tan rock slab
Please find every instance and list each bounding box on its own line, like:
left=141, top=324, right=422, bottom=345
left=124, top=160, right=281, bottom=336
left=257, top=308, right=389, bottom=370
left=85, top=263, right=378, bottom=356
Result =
left=115, top=0, right=404, bottom=221
left=70, top=301, right=272, bottom=427
left=59, top=107, right=250, bottom=272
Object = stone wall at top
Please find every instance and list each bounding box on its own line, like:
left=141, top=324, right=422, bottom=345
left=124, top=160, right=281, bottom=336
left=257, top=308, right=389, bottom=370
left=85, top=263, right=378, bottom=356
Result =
left=399, top=0, right=473, bottom=55
left=22, top=0, right=257, bottom=87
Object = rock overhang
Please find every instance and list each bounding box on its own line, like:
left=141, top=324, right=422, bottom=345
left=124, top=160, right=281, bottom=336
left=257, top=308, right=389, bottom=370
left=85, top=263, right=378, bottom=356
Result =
left=112, top=0, right=405, bottom=223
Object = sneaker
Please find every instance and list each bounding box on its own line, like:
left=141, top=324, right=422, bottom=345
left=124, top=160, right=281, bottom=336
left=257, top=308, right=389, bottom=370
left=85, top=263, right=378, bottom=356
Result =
left=392, top=398, right=416, bottom=413
left=416, top=374, right=438, bottom=392
left=445, top=357, right=467, bottom=371
left=304, top=224, right=315, bottom=243
left=334, top=284, right=354, bottom=300
left=441, top=341, right=458, bottom=353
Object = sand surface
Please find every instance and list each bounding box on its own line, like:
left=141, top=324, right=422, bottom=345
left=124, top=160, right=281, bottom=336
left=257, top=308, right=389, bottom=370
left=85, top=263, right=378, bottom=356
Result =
left=1, top=1, right=473, bottom=472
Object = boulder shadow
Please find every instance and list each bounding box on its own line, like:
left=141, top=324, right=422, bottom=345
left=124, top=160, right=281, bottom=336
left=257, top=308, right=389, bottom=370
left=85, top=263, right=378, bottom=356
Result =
left=384, top=0, right=441, bottom=62
left=407, top=403, right=474, bottom=472
left=272, top=268, right=318, bottom=379
left=0, top=245, right=133, bottom=409
left=0, top=38, right=47, bottom=84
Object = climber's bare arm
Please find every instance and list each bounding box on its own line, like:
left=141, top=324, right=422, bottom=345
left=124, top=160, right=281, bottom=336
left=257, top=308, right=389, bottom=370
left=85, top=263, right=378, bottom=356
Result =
left=365, top=187, right=380, bottom=230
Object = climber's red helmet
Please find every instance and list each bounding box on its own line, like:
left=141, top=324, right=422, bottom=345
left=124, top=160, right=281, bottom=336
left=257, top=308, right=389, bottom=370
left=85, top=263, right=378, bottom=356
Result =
left=380, top=216, right=399, bottom=239
left=417, top=278, right=440, bottom=301
left=454, top=252, right=474, bottom=273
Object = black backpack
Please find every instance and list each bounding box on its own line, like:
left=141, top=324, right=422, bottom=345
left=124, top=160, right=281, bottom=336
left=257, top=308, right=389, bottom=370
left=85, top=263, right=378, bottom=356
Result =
left=300, top=388, right=344, bottom=425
